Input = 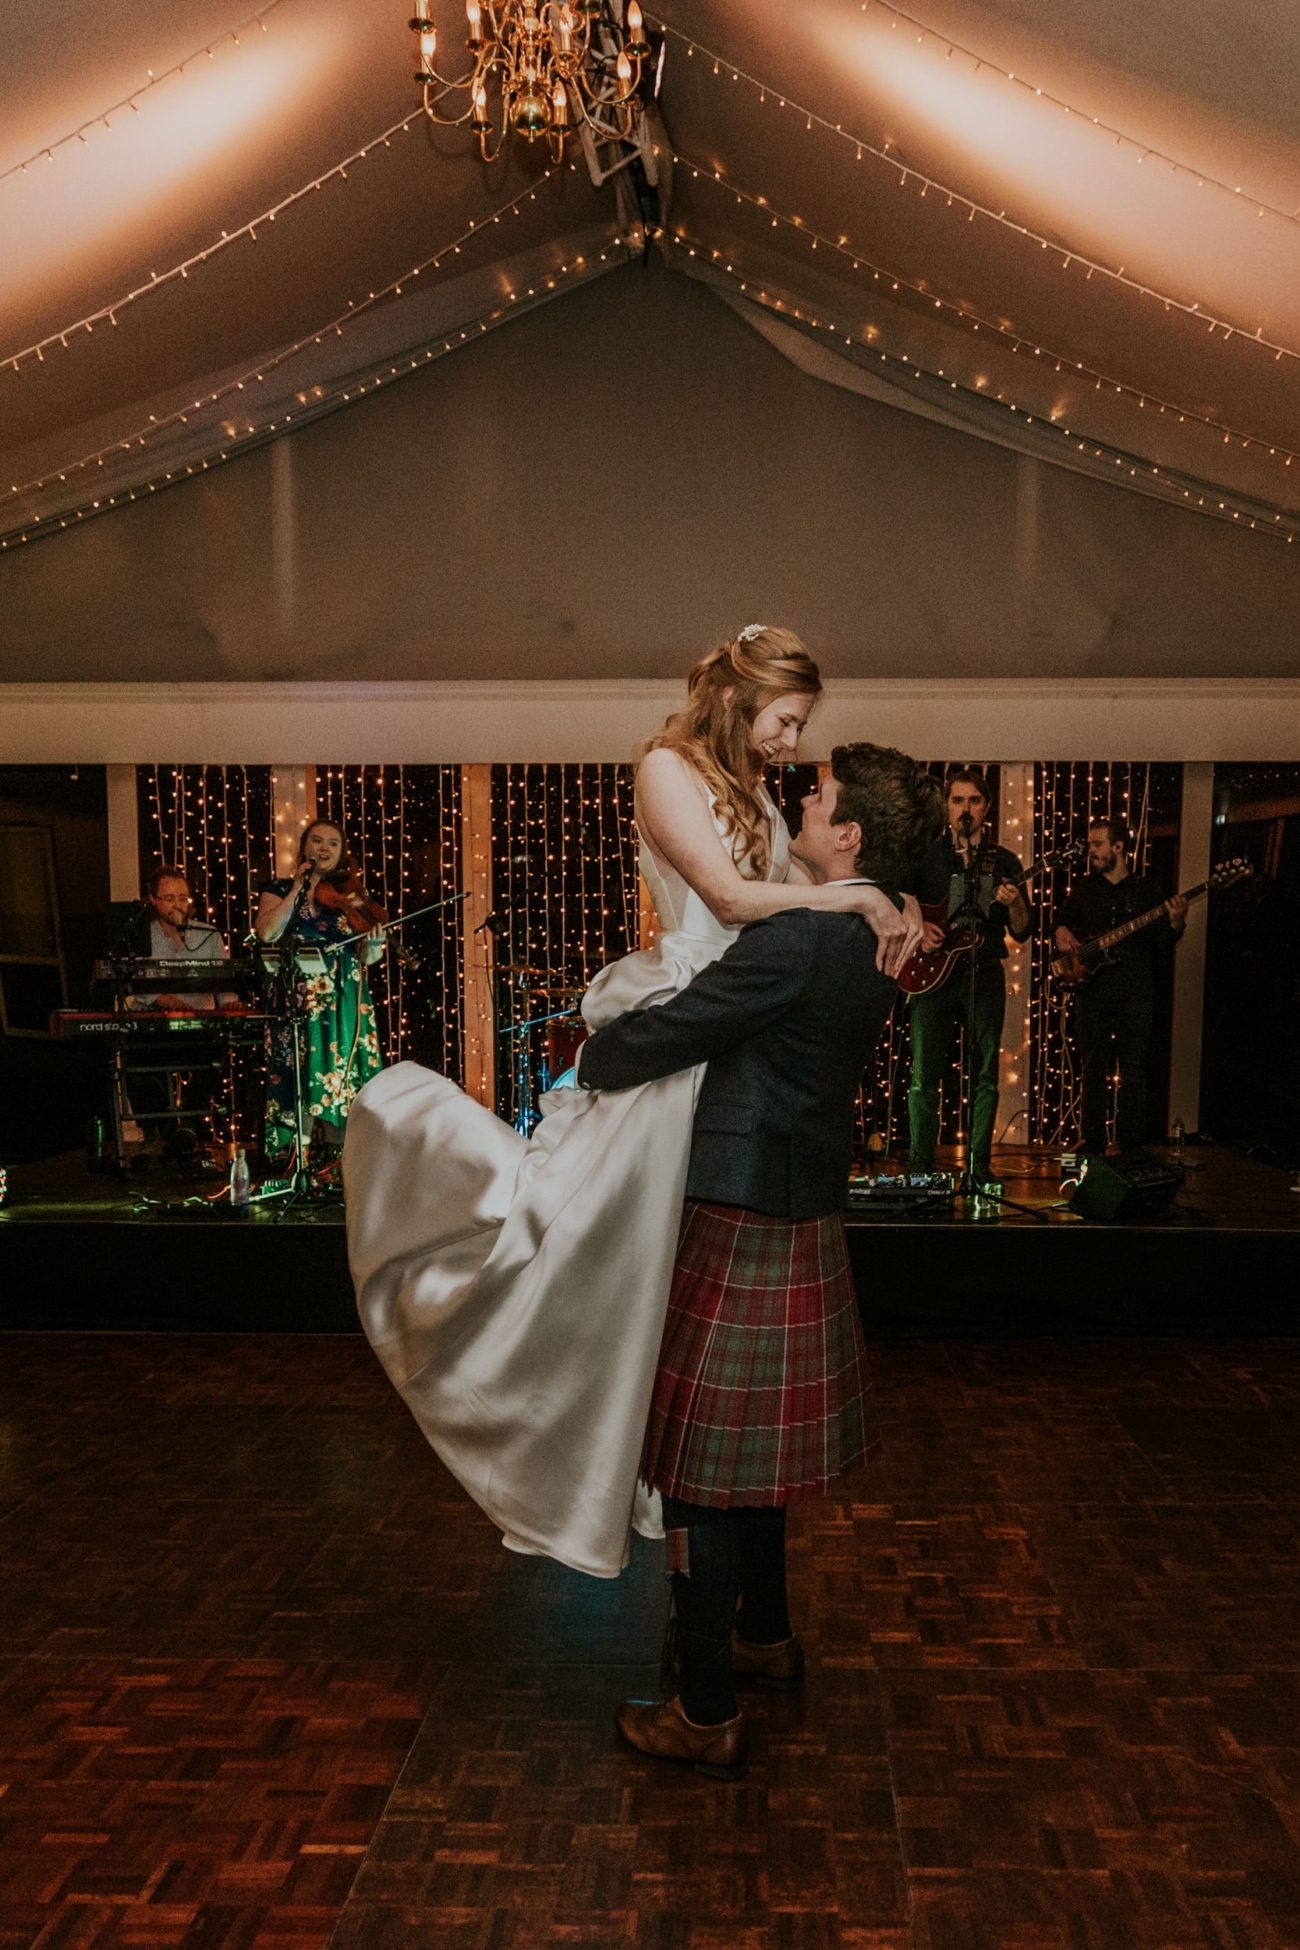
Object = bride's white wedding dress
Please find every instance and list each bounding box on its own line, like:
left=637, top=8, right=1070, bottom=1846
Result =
left=344, top=791, right=791, bottom=1579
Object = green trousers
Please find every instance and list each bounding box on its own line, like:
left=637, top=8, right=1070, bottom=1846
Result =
left=907, top=961, right=1006, bottom=1177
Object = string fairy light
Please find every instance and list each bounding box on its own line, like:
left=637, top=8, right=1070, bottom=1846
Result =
left=491, top=763, right=639, bottom=1131
left=130, top=752, right=1195, bottom=1162
left=140, top=762, right=464, bottom=1132
left=138, top=762, right=276, bottom=1148
left=662, top=227, right=1300, bottom=541
left=2, top=2, right=281, bottom=184
left=3, top=102, right=444, bottom=374
left=0, top=238, right=628, bottom=547
left=313, top=765, right=464, bottom=1077
left=861, top=0, right=1300, bottom=228
left=670, top=153, right=1300, bottom=477
left=1029, top=761, right=1174, bottom=1147
left=6, top=169, right=570, bottom=508
left=649, top=13, right=1300, bottom=366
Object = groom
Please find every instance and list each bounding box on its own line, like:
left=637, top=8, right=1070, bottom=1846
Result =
left=578, top=742, right=943, bottom=1780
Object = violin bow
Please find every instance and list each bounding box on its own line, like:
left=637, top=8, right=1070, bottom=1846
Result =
left=317, top=889, right=471, bottom=959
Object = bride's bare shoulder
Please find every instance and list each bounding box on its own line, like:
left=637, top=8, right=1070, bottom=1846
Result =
left=635, top=746, right=710, bottom=806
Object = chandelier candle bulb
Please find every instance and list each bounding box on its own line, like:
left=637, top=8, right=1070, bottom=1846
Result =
left=410, top=0, right=650, bottom=159
left=411, top=0, right=437, bottom=75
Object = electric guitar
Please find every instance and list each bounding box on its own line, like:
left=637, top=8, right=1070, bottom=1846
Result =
left=898, top=839, right=1085, bottom=996
left=1048, top=858, right=1251, bottom=986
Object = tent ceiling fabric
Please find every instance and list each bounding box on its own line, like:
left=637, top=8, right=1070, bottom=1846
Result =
left=3, top=0, right=1300, bottom=551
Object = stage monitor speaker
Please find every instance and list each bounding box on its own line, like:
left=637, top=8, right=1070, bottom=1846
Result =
left=1069, top=1156, right=1183, bottom=1221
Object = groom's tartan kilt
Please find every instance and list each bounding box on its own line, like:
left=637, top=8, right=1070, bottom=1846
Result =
left=641, top=1200, right=879, bottom=1507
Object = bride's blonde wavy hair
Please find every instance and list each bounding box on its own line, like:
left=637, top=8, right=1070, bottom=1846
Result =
left=641, top=626, right=821, bottom=878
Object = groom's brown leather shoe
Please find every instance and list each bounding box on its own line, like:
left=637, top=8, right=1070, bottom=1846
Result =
left=662, top=1621, right=805, bottom=1695
left=616, top=1696, right=749, bottom=1781
left=732, top=1632, right=805, bottom=1691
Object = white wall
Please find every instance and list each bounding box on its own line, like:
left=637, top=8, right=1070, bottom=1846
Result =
left=2, top=678, right=1298, bottom=764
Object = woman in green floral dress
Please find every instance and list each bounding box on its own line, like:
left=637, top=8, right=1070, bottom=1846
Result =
left=255, top=820, right=385, bottom=1162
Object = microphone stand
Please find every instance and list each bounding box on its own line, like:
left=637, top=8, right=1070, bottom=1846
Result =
left=104, top=900, right=152, bottom=1019
left=107, top=899, right=151, bottom=959
left=178, top=917, right=222, bottom=952
left=955, top=821, right=1045, bottom=1223
left=257, top=872, right=325, bottom=1218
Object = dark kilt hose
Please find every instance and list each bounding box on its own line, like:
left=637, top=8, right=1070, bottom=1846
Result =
left=642, top=1200, right=878, bottom=1507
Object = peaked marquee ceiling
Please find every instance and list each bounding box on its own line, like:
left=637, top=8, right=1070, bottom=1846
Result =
left=3, top=0, right=1300, bottom=552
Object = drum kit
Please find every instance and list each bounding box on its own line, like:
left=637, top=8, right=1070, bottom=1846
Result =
left=494, top=961, right=587, bottom=1134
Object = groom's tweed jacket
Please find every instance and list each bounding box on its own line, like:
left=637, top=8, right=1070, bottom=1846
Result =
left=578, top=904, right=899, bottom=1221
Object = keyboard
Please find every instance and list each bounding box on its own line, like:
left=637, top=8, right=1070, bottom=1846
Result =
left=94, top=956, right=261, bottom=987
left=52, top=1010, right=270, bottom=1041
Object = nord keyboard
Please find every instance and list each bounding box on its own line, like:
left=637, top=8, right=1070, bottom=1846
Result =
left=52, top=1010, right=270, bottom=1041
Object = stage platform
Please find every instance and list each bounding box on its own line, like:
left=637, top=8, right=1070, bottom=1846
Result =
left=2, top=1143, right=1298, bottom=1337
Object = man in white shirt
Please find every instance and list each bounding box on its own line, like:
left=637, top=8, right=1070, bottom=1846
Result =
left=128, top=866, right=232, bottom=1012
left=121, top=865, right=234, bottom=1162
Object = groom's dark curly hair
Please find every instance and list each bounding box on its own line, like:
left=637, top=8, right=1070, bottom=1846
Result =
left=830, top=743, right=945, bottom=884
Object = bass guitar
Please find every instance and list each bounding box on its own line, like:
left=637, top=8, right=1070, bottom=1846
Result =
left=898, top=838, right=1084, bottom=996
left=1048, top=857, right=1251, bottom=986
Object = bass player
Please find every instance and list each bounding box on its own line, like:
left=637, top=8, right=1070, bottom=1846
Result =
left=903, top=768, right=1031, bottom=1190
left=1053, top=819, right=1186, bottom=1160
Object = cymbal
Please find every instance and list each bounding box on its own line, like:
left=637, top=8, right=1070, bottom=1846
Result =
left=500, top=962, right=583, bottom=984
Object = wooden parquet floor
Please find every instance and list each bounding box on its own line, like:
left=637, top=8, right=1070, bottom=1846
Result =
left=3, top=1334, right=1300, bottom=1950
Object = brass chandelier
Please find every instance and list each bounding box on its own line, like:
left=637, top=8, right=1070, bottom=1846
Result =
left=410, top=0, right=658, bottom=162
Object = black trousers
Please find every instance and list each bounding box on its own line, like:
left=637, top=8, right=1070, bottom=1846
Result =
left=1075, top=976, right=1153, bottom=1155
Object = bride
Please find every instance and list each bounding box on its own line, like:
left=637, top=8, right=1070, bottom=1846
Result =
left=344, top=626, right=921, bottom=1578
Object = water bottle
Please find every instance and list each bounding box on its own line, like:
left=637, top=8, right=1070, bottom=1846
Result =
left=230, top=1146, right=251, bottom=1217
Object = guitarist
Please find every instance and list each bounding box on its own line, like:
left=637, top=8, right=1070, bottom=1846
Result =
left=1053, top=819, right=1186, bottom=1159
left=903, top=768, right=1032, bottom=1190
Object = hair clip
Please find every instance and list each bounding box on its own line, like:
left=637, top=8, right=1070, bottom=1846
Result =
left=736, top=623, right=769, bottom=643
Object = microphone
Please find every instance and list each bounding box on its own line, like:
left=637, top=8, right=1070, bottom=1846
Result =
left=958, top=810, right=974, bottom=833
left=475, top=910, right=507, bottom=935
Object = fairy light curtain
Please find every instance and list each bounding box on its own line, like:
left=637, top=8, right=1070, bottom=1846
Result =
left=137, top=765, right=275, bottom=942
left=1030, top=762, right=1183, bottom=1147
left=132, top=755, right=1189, bottom=1160
left=489, top=764, right=640, bottom=1130
left=313, top=766, right=464, bottom=1080
left=135, top=765, right=276, bottom=1148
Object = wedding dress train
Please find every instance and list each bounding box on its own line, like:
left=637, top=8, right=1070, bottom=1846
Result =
left=344, top=799, right=790, bottom=1579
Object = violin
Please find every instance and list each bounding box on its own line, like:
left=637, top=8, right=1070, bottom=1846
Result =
left=313, top=868, right=388, bottom=934
left=313, top=869, right=420, bottom=969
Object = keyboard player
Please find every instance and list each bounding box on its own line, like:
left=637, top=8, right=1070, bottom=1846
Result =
left=124, top=865, right=236, bottom=1012
left=111, top=865, right=233, bottom=1163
